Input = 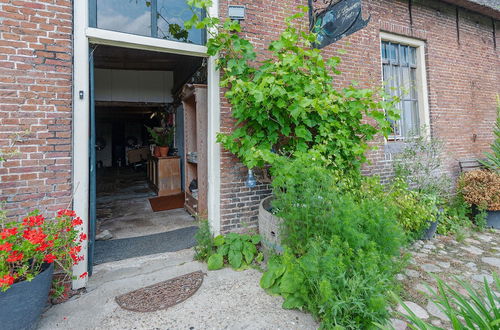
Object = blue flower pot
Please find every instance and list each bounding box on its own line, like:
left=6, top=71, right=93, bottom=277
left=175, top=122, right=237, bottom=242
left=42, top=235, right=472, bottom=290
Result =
left=487, top=210, right=500, bottom=229
left=0, top=263, right=54, bottom=330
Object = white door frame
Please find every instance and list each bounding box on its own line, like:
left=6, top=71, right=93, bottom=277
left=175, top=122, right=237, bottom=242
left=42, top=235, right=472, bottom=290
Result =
left=72, top=0, right=220, bottom=289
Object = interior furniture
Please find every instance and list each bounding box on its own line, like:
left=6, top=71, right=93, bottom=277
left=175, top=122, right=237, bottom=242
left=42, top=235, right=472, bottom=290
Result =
left=147, top=155, right=182, bottom=196
left=181, top=84, right=208, bottom=216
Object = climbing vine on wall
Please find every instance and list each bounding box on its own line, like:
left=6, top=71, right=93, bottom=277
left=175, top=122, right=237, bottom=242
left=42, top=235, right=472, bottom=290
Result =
left=186, top=1, right=399, bottom=176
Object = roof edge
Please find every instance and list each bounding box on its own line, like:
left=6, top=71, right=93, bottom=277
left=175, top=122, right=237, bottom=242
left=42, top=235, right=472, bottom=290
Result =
left=439, top=0, right=500, bottom=20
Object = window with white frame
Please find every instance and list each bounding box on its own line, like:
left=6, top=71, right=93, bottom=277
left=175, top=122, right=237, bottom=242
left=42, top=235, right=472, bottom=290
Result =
left=380, top=34, right=429, bottom=140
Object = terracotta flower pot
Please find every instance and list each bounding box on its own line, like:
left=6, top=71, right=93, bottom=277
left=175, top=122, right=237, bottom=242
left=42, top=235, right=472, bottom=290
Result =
left=153, top=146, right=161, bottom=157
left=158, top=146, right=169, bottom=157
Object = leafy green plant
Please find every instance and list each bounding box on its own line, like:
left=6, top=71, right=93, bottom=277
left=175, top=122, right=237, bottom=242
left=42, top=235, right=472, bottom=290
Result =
left=480, top=97, right=500, bottom=174
left=393, top=133, right=450, bottom=199
left=146, top=126, right=174, bottom=147
left=437, top=194, right=472, bottom=235
left=261, top=154, right=406, bottom=329
left=386, top=179, right=439, bottom=239
left=393, top=275, right=500, bottom=329
left=206, top=233, right=263, bottom=270
left=194, top=219, right=213, bottom=261
left=186, top=2, right=398, bottom=177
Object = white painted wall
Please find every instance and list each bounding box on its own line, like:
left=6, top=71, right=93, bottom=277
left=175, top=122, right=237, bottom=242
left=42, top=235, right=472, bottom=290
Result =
left=94, top=69, right=174, bottom=103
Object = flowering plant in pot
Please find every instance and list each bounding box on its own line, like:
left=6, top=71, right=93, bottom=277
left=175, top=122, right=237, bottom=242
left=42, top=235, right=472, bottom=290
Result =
left=146, top=126, right=174, bottom=157
left=458, top=169, right=500, bottom=229
left=0, top=208, right=87, bottom=330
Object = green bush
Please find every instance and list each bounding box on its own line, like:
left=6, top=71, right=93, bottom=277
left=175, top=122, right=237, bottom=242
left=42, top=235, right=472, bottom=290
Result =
left=262, top=154, right=405, bottom=329
left=207, top=233, right=263, bottom=270
left=194, top=221, right=263, bottom=270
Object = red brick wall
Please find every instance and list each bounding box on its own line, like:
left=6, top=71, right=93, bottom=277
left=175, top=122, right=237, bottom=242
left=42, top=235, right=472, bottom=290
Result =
left=217, top=0, right=500, bottom=232
left=0, top=0, right=73, bottom=219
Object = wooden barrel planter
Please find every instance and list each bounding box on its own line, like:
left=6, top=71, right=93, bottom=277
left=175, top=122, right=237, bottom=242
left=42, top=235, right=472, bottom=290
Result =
left=258, top=196, right=283, bottom=254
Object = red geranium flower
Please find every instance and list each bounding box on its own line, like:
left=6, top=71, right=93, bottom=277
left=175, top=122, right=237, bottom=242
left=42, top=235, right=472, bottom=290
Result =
left=0, top=274, right=15, bottom=287
left=0, top=242, right=13, bottom=252
left=7, top=251, right=23, bottom=262
left=72, top=217, right=83, bottom=226
left=44, top=254, right=57, bottom=263
left=0, top=228, right=17, bottom=239
left=23, top=215, right=45, bottom=227
left=57, top=209, right=76, bottom=217
left=79, top=233, right=87, bottom=242
left=23, top=228, right=47, bottom=245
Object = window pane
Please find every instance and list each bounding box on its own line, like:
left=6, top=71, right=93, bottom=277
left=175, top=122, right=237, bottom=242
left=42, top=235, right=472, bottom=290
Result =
left=409, top=47, right=417, bottom=66
left=97, top=0, right=151, bottom=37
left=156, top=0, right=205, bottom=45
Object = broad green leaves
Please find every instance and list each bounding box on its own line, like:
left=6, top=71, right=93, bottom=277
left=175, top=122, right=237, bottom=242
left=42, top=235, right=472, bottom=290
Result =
left=204, top=233, right=262, bottom=271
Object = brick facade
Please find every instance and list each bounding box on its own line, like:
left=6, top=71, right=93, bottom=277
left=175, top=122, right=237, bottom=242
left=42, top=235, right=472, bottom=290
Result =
left=0, top=0, right=497, bottom=233
left=217, top=0, right=500, bottom=232
left=0, top=0, right=73, bottom=218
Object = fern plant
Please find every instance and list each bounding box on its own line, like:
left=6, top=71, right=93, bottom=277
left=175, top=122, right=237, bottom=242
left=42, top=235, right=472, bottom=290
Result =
left=480, top=97, right=500, bottom=174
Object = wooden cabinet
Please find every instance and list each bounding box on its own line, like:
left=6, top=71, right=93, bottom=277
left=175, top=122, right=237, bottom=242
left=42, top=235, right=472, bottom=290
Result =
left=182, top=84, right=208, bottom=216
left=147, top=156, right=181, bottom=196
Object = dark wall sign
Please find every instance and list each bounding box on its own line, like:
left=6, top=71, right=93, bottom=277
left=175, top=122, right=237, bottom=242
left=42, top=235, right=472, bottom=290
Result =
left=308, top=0, right=370, bottom=49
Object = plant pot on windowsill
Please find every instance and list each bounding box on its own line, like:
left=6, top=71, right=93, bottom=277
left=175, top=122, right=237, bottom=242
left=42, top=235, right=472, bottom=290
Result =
left=0, top=263, right=54, bottom=330
left=258, top=196, right=283, bottom=254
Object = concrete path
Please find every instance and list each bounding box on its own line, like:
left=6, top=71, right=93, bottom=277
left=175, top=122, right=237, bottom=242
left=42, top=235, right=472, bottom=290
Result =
left=39, top=249, right=318, bottom=330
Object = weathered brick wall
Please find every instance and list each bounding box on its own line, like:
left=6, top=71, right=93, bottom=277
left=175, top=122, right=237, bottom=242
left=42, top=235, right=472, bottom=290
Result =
left=217, top=0, right=499, bottom=232
left=0, top=0, right=73, bottom=219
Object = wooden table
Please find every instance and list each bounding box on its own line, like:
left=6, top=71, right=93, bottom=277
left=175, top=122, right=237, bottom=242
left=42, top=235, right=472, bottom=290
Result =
left=147, top=156, right=181, bottom=196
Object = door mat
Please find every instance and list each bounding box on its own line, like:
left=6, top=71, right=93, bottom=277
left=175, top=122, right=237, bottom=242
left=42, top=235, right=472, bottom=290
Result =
left=115, top=271, right=205, bottom=312
left=93, top=226, right=198, bottom=265
left=149, top=193, right=185, bottom=212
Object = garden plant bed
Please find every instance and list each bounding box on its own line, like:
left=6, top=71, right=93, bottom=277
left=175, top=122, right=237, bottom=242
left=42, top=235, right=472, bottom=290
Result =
left=391, top=229, right=500, bottom=329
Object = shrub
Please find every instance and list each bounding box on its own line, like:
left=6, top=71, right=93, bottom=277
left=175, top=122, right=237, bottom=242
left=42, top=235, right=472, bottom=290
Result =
left=194, top=221, right=263, bottom=271
left=262, top=154, right=406, bottom=329
left=393, top=134, right=451, bottom=199
left=394, top=275, right=500, bottom=329
left=458, top=169, right=500, bottom=211
left=385, top=179, right=439, bottom=239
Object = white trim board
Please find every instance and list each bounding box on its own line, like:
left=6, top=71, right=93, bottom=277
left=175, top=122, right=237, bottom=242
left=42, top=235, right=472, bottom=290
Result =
left=379, top=31, right=431, bottom=139
left=86, top=27, right=208, bottom=57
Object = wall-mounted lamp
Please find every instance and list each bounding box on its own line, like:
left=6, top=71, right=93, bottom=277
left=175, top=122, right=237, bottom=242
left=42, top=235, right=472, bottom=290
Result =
left=228, top=5, right=246, bottom=21
left=245, top=169, right=256, bottom=188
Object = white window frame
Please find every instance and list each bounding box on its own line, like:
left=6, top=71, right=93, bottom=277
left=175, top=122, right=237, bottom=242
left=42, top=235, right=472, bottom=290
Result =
left=379, top=32, right=430, bottom=140
left=72, top=0, right=221, bottom=290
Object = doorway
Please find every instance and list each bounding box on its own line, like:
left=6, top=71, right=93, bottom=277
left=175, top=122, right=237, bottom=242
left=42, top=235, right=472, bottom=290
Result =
left=89, top=45, right=207, bottom=267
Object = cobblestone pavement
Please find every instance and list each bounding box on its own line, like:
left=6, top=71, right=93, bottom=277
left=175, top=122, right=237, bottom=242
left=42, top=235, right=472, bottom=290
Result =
left=390, top=229, right=500, bottom=329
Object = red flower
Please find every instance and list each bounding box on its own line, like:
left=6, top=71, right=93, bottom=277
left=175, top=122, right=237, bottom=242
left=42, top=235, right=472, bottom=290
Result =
left=57, top=209, right=76, bottom=217
left=0, top=274, right=15, bottom=287
left=0, top=242, right=13, bottom=252
left=23, top=228, right=47, bottom=245
left=0, top=228, right=17, bottom=239
left=79, top=272, right=88, bottom=279
left=35, top=240, right=53, bottom=252
left=22, top=215, right=45, bottom=227
left=44, top=254, right=57, bottom=263
left=79, top=233, right=87, bottom=242
left=7, top=251, right=23, bottom=262
left=72, top=217, right=83, bottom=226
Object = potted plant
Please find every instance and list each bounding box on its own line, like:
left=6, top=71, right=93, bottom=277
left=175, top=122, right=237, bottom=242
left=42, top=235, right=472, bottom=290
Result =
left=458, top=169, right=500, bottom=228
left=147, top=126, right=174, bottom=157
left=0, top=208, right=87, bottom=330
